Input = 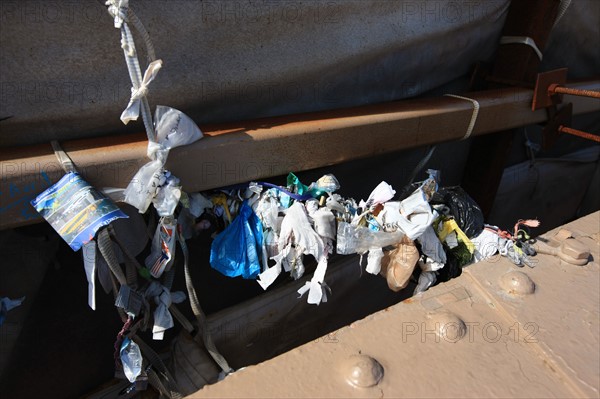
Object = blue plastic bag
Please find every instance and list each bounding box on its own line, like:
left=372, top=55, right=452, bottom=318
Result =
left=210, top=201, right=264, bottom=279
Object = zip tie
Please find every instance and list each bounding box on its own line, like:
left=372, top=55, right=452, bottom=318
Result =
left=50, top=140, right=76, bottom=173
left=500, top=36, right=543, bottom=61
left=444, top=94, right=480, bottom=140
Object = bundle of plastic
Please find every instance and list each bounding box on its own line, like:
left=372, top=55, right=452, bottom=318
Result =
left=183, top=169, right=540, bottom=304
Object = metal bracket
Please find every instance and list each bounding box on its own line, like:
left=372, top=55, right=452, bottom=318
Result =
left=532, top=68, right=568, bottom=110
left=542, top=103, right=572, bottom=150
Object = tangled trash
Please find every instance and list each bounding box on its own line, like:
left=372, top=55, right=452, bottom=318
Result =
left=23, top=1, right=544, bottom=395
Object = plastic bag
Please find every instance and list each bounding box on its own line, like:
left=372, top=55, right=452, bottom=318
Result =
left=336, top=222, right=404, bottom=255
left=434, top=186, right=484, bottom=238
left=124, top=106, right=203, bottom=213
left=153, top=174, right=182, bottom=217
left=380, top=238, right=419, bottom=292
left=120, top=337, right=143, bottom=383
left=210, top=201, right=264, bottom=279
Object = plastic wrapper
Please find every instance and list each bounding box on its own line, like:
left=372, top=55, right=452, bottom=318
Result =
left=210, top=201, right=264, bottom=279
left=31, top=172, right=128, bottom=251
left=434, top=186, right=484, bottom=238
left=120, top=337, right=143, bottom=383
left=145, top=218, right=178, bottom=278
left=308, top=174, right=340, bottom=197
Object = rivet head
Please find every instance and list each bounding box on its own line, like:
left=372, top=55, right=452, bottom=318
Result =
left=499, top=271, right=535, bottom=295
left=426, top=311, right=467, bottom=342
left=340, top=355, right=384, bottom=388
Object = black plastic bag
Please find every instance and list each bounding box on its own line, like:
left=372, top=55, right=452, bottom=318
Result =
left=432, top=187, right=484, bottom=238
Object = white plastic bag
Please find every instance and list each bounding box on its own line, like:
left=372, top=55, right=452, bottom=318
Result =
left=257, top=202, right=324, bottom=290
left=124, top=106, right=203, bottom=213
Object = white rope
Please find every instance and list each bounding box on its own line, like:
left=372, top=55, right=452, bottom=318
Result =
left=106, top=0, right=158, bottom=142
left=500, top=36, right=543, bottom=61
left=444, top=94, right=480, bottom=140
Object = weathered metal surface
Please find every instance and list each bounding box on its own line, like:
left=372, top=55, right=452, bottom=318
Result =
left=1, top=81, right=599, bottom=230
left=189, top=212, right=600, bottom=398
left=461, top=0, right=562, bottom=217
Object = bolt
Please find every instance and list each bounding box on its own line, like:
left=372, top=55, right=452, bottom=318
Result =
left=340, top=355, right=384, bottom=388
left=500, top=271, right=535, bottom=295
left=559, top=125, right=600, bottom=143
left=548, top=83, right=600, bottom=99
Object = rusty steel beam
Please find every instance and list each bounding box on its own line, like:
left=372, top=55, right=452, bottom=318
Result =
left=1, top=81, right=599, bottom=230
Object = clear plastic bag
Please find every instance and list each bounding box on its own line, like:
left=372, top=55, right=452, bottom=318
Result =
left=336, top=221, right=404, bottom=255
left=124, top=106, right=203, bottom=213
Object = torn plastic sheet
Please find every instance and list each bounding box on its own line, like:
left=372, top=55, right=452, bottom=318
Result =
left=82, top=240, right=97, bottom=310
left=0, top=297, right=25, bottom=326
left=417, top=225, right=447, bottom=265
left=258, top=202, right=325, bottom=290
left=210, top=201, right=264, bottom=279
left=124, top=106, right=203, bottom=213
left=188, top=193, right=213, bottom=218
left=364, top=181, right=396, bottom=210
left=145, top=217, right=178, bottom=279
left=115, top=285, right=143, bottom=317
left=297, top=256, right=329, bottom=305
left=120, top=337, right=143, bottom=383
left=30, top=172, right=128, bottom=251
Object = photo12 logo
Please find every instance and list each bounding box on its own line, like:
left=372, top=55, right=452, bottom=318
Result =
left=401, top=320, right=539, bottom=344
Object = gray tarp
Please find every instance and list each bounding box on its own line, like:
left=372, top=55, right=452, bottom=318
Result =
left=2, top=1, right=598, bottom=148
left=2, top=0, right=513, bottom=146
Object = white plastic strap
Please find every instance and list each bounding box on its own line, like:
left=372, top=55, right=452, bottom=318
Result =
left=83, top=241, right=97, bottom=310
left=500, top=36, right=543, bottom=61
left=121, top=60, right=162, bottom=125
left=444, top=94, right=480, bottom=140
left=51, top=140, right=76, bottom=173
